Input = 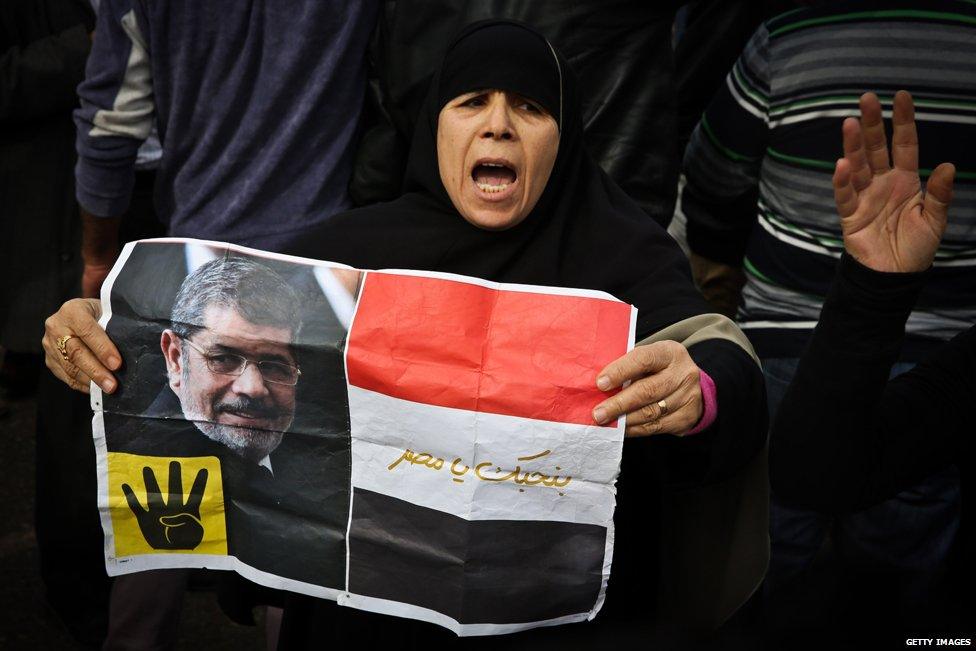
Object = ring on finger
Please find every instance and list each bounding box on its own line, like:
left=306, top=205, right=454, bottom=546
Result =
left=56, top=334, right=76, bottom=363
left=657, top=399, right=668, bottom=415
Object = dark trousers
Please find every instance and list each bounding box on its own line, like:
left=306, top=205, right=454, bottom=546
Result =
left=34, top=170, right=164, bottom=647
left=34, top=372, right=112, bottom=645
left=103, top=570, right=189, bottom=651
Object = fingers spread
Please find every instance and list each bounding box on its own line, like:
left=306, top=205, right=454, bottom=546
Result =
left=923, top=162, right=956, bottom=235
left=168, top=461, right=184, bottom=505
left=859, top=92, right=891, bottom=175
left=122, top=483, right=146, bottom=514
left=833, top=158, right=859, bottom=219
left=186, top=469, right=209, bottom=512
left=891, top=90, right=919, bottom=172
left=841, top=117, right=872, bottom=191
left=143, top=467, right=164, bottom=510
left=595, top=341, right=677, bottom=391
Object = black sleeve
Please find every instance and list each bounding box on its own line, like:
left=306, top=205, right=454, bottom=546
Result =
left=770, top=254, right=975, bottom=513
left=0, top=23, right=91, bottom=122
left=652, top=338, right=768, bottom=488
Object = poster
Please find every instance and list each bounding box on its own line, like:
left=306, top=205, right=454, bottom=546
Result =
left=92, top=238, right=635, bottom=636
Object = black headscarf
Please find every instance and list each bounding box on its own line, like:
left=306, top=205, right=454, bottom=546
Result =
left=290, top=19, right=707, bottom=338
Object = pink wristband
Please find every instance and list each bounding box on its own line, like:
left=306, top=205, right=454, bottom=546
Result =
left=683, top=369, right=717, bottom=436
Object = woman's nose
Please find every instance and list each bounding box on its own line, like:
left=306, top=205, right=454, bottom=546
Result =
left=481, top=93, right=514, bottom=140
left=231, top=360, right=270, bottom=397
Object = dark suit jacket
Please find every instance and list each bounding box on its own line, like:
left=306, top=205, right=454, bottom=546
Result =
left=104, top=389, right=348, bottom=590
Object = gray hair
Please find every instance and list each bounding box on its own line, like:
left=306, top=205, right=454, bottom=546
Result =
left=170, top=257, right=302, bottom=342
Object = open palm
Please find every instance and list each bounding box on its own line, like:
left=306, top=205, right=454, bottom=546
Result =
left=833, top=91, right=955, bottom=273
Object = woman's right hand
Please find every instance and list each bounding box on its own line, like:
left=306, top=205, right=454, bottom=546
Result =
left=833, top=90, right=955, bottom=273
left=42, top=298, right=121, bottom=394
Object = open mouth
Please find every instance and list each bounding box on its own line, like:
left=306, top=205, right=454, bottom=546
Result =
left=471, top=159, right=518, bottom=195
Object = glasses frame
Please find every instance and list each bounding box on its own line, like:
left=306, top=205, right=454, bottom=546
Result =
left=179, top=336, right=302, bottom=386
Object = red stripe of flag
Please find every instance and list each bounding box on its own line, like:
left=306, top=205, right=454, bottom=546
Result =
left=346, top=273, right=632, bottom=426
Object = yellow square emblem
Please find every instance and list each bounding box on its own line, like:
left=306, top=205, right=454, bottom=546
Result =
left=108, top=453, right=228, bottom=557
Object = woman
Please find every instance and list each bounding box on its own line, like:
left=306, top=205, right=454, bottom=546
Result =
left=42, top=20, right=766, bottom=646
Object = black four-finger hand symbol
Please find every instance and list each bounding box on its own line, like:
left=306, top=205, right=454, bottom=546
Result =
left=122, top=461, right=209, bottom=550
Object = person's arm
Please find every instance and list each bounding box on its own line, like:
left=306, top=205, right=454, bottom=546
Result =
left=0, top=24, right=91, bottom=121
left=42, top=298, right=121, bottom=394
left=642, top=314, right=766, bottom=486
left=680, top=23, right=769, bottom=314
left=81, top=209, right=122, bottom=298
left=74, top=0, right=154, bottom=296
left=594, top=312, right=767, bottom=486
left=772, top=255, right=973, bottom=512
left=688, top=253, right=746, bottom=320
left=770, top=91, right=968, bottom=513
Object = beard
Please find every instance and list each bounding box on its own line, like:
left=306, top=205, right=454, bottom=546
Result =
left=194, top=419, right=285, bottom=464
left=178, top=389, right=291, bottom=464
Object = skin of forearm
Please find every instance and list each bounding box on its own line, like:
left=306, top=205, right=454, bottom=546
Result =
left=689, top=252, right=745, bottom=319
left=81, top=208, right=121, bottom=266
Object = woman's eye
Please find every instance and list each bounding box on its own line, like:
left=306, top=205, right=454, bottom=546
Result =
left=515, top=99, right=542, bottom=114
left=462, top=96, right=486, bottom=107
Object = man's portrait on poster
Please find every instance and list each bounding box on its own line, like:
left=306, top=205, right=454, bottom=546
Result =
left=103, top=243, right=352, bottom=589
left=160, top=257, right=302, bottom=466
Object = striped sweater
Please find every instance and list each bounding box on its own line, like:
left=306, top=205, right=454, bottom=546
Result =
left=681, top=0, right=976, bottom=359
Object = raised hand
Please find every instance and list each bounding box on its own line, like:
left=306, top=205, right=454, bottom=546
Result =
left=833, top=91, right=955, bottom=273
left=122, top=461, right=209, bottom=550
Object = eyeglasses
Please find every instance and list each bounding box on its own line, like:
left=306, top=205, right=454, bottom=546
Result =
left=180, top=337, right=302, bottom=386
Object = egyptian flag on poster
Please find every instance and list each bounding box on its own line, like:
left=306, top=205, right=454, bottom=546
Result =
left=338, top=269, right=636, bottom=636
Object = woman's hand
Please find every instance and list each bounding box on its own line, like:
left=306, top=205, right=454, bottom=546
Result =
left=592, top=340, right=703, bottom=437
left=42, top=298, right=121, bottom=394
left=834, top=91, right=955, bottom=273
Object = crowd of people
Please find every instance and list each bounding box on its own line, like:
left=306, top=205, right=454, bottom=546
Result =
left=2, top=0, right=973, bottom=649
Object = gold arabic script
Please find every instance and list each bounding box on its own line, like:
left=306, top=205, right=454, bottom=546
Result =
left=387, top=448, right=572, bottom=492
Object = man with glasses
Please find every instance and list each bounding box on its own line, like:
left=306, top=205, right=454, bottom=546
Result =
left=160, top=257, right=302, bottom=467
left=96, top=255, right=347, bottom=647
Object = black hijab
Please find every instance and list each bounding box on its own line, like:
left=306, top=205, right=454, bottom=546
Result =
left=291, top=19, right=707, bottom=338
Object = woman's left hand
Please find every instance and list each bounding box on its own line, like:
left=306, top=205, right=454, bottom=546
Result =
left=592, top=340, right=703, bottom=437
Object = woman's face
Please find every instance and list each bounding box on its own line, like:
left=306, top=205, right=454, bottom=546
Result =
left=437, top=89, right=559, bottom=230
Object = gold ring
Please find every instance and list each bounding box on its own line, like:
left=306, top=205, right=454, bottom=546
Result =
left=56, top=334, right=76, bottom=363
left=657, top=399, right=668, bottom=415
